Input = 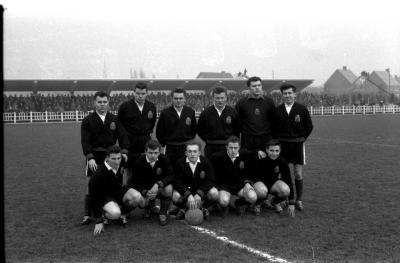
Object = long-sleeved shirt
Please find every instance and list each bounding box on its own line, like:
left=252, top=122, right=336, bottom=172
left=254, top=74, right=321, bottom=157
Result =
left=235, top=95, right=276, bottom=137
left=129, top=154, right=175, bottom=195
left=197, top=105, right=240, bottom=144
left=81, top=111, right=129, bottom=160
left=173, top=156, right=215, bottom=199
left=275, top=102, right=313, bottom=142
left=210, top=150, right=254, bottom=190
left=156, top=105, right=196, bottom=147
left=251, top=156, right=295, bottom=204
left=118, top=99, right=157, bottom=140
left=89, top=163, right=125, bottom=220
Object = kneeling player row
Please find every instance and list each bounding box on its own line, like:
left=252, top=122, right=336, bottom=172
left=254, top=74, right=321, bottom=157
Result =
left=89, top=137, right=299, bottom=236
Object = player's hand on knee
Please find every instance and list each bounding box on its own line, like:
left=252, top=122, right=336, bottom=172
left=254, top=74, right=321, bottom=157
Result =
left=93, top=223, right=104, bottom=236
left=287, top=205, right=295, bottom=218
left=88, top=159, right=97, bottom=172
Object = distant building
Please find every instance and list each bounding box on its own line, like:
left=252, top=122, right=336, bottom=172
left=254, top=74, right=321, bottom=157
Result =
left=367, top=71, right=400, bottom=96
left=196, top=71, right=233, bottom=79
left=324, top=66, right=357, bottom=95
left=324, top=67, right=400, bottom=97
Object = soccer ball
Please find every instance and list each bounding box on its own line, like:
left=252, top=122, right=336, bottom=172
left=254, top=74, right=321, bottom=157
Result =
left=185, top=208, right=204, bottom=225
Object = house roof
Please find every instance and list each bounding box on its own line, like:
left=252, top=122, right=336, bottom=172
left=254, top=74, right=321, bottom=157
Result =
left=371, top=71, right=400, bottom=86
left=336, top=69, right=358, bottom=84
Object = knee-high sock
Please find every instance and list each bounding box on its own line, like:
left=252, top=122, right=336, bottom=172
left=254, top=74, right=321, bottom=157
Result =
left=84, top=194, right=92, bottom=216
left=160, top=198, right=171, bottom=215
left=295, top=179, right=303, bottom=201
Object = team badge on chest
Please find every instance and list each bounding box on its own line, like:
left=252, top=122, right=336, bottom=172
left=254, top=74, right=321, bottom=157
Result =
left=200, top=171, right=206, bottom=179
left=225, top=116, right=232, bottom=125
left=254, top=108, right=260, bottom=115
left=148, top=110, right=154, bottom=119
left=156, top=168, right=162, bottom=175
left=110, top=122, right=116, bottom=130
left=295, top=114, right=301, bottom=123
left=186, top=117, right=191, bottom=126
left=239, top=161, right=245, bottom=169
left=274, top=166, right=280, bottom=173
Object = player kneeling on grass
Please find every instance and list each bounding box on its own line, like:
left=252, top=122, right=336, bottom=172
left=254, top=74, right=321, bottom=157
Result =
left=89, top=145, right=138, bottom=235
left=172, top=141, right=218, bottom=220
left=210, top=136, right=257, bottom=216
left=251, top=139, right=295, bottom=217
left=127, top=139, right=175, bottom=226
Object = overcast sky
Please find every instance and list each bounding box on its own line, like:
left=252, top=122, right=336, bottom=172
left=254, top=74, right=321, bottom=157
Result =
left=3, top=0, right=400, bottom=86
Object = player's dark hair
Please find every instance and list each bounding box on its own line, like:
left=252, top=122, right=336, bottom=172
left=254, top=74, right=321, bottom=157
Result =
left=280, top=83, right=297, bottom=93
left=171, top=88, right=187, bottom=97
left=212, top=85, right=227, bottom=96
left=107, top=145, right=121, bottom=155
left=226, top=135, right=241, bottom=146
left=145, top=139, right=161, bottom=151
left=246, top=76, right=262, bottom=87
left=94, top=91, right=109, bottom=100
left=185, top=140, right=201, bottom=151
left=266, top=139, right=281, bottom=148
left=135, top=82, right=148, bottom=91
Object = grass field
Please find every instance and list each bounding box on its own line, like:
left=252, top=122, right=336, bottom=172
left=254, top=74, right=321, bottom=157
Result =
left=4, top=114, right=400, bottom=263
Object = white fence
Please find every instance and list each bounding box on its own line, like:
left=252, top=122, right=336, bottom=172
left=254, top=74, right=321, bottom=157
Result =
left=3, top=105, right=400, bottom=123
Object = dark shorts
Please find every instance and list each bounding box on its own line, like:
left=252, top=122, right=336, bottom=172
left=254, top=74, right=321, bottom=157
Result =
left=241, top=134, right=271, bottom=151
left=204, top=144, right=226, bottom=159
left=280, top=141, right=305, bottom=165
left=166, top=144, right=186, bottom=166
left=103, top=185, right=130, bottom=206
left=126, top=135, right=151, bottom=167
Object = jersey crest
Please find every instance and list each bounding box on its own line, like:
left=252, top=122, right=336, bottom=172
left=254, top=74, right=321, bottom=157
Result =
left=186, top=117, right=192, bottom=126
left=110, top=122, right=116, bottom=130
left=148, top=110, right=154, bottom=119
left=199, top=171, right=206, bottom=179
left=254, top=108, right=260, bottom=115
left=295, top=114, right=301, bottom=123
left=156, top=167, right=162, bottom=175
left=226, top=116, right=232, bottom=125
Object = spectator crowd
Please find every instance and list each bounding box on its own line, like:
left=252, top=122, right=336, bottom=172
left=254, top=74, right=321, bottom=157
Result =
left=4, top=91, right=400, bottom=113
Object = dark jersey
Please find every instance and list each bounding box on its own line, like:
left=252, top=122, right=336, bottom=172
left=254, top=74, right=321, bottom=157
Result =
left=197, top=105, right=240, bottom=144
left=89, top=163, right=125, bottom=219
left=129, top=154, right=175, bottom=195
left=156, top=106, right=196, bottom=147
left=118, top=99, right=157, bottom=140
left=174, top=156, right=215, bottom=199
left=210, top=150, right=254, bottom=190
left=235, top=95, right=276, bottom=136
left=275, top=102, right=313, bottom=142
left=252, top=156, right=295, bottom=203
left=81, top=111, right=129, bottom=160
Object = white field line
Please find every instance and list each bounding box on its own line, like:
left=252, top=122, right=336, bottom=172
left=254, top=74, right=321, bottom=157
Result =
left=191, top=226, right=290, bottom=263
left=311, top=137, right=399, bottom=148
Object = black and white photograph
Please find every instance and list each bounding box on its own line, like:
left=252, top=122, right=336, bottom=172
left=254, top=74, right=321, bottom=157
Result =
left=3, top=0, right=400, bottom=262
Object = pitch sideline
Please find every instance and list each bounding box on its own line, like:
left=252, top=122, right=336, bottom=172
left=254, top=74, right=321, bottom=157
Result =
left=191, top=225, right=291, bottom=263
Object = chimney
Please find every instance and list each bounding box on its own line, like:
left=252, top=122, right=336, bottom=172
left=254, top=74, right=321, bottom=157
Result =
left=343, top=66, right=347, bottom=71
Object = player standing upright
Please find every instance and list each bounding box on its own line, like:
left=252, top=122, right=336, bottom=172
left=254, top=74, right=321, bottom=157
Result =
left=275, top=83, right=313, bottom=211
left=156, top=88, right=197, bottom=166
left=197, top=85, right=240, bottom=159
left=80, top=91, right=129, bottom=225
left=118, top=82, right=157, bottom=173
left=235, top=76, right=276, bottom=152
